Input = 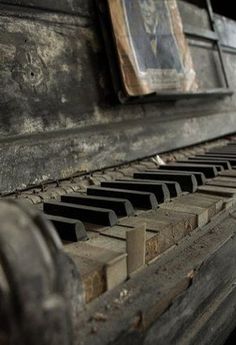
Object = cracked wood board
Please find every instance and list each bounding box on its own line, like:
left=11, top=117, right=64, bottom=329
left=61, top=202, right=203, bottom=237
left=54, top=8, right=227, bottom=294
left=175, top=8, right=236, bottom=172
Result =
left=120, top=209, right=197, bottom=234
left=68, top=254, right=106, bottom=303
left=74, top=208, right=236, bottom=345
left=170, top=193, right=223, bottom=219
left=207, top=179, right=236, bottom=189
left=198, top=185, right=236, bottom=198
left=213, top=176, right=236, bottom=184
left=65, top=242, right=127, bottom=302
left=99, top=225, right=146, bottom=274
left=160, top=202, right=208, bottom=227
left=118, top=218, right=180, bottom=258
left=126, top=225, right=146, bottom=275
left=120, top=209, right=197, bottom=255
left=220, top=170, right=236, bottom=178
left=87, top=228, right=162, bottom=264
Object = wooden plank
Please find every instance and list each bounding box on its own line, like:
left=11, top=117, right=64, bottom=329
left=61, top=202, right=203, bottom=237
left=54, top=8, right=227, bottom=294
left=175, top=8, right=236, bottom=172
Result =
left=223, top=198, right=236, bottom=210
left=97, top=225, right=148, bottom=274
left=119, top=216, right=172, bottom=232
left=220, top=170, right=236, bottom=178
left=212, top=176, right=236, bottom=183
left=178, top=0, right=211, bottom=31
left=64, top=242, right=127, bottom=302
left=184, top=24, right=218, bottom=41
left=174, top=193, right=223, bottom=218
left=189, top=191, right=224, bottom=203
left=119, top=217, right=178, bottom=260
left=84, top=236, right=126, bottom=255
left=75, top=207, right=236, bottom=345
left=120, top=209, right=197, bottom=236
left=126, top=225, right=146, bottom=275
left=0, top=8, right=98, bottom=142
left=198, top=185, right=236, bottom=198
left=67, top=254, right=105, bottom=303
left=105, top=255, right=127, bottom=291
left=147, top=209, right=197, bottom=235
left=195, top=192, right=226, bottom=203
left=207, top=179, right=236, bottom=189
left=119, top=210, right=197, bottom=259
left=2, top=112, right=236, bottom=195
left=160, top=202, right=208, bottom=227
left=196, top=191, right=236, bottom=210
left=88, top=210, right=196, bottom=265
left=93, top=225, right=162, bottom=264
left=144, top=246, right=236, bottom=345
left=99, top=225, right=151, bottom=241
left=215, top=14, right=236, bottom=50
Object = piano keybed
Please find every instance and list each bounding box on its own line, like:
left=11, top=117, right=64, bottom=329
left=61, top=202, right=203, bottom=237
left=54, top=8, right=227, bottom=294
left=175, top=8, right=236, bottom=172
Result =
left=9, top=137, right=235, bottom=303
left=2, top=137, right=235, bottom=301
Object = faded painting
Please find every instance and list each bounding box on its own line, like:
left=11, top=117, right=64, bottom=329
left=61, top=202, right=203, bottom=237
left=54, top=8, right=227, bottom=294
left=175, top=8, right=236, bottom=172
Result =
left=108, top=0, right=197, bottom=96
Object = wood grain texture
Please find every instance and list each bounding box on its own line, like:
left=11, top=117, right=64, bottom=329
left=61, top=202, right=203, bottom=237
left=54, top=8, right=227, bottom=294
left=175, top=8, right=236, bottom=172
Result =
left=0, top=0, right=94, bottom=15
left=74, top=208, right=236, bottom=345
left=0, top=1, right=236, bottom=193
left=144, top=215, right=236, bottom=345
left=0, top=8, right=104, bottom=137
left=1, top=111, right=236, bottom=194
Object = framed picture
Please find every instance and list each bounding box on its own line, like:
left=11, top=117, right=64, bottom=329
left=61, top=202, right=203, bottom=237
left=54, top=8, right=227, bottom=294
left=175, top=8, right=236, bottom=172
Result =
left=107, top=0, right=197, bottom=96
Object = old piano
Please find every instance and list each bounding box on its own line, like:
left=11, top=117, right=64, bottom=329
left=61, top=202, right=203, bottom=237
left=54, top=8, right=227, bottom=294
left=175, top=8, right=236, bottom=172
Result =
left=1, top=1, right=236, bottom=344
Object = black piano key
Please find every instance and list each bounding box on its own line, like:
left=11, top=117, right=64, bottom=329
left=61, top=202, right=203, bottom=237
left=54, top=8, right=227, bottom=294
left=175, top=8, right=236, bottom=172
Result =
left=176, top=160, right=224, bottom=172
left=46, top=215, right=88, bottom=242
left=43, top=201, right=118, bottom=227
left=100, top=180, right=170, bottom=203
left=116, top=178, right=181, bottom=197
left=61, top=194, right=134, bottom=217
left=182, top=157, right=231, bottom=171
left=87, top=187, right=158, bottom=209
left=133, top=171, right=197, bottom=192
left=208, top=148, right=236, bottom=154
left=188, top=156, right=231, bottom=169
left=197, top=154, right=236, bottom=165
left=159, top=163, right=218, bottom=178
left=203, top=152, right=236, bottom=157
left=211, top=144, right=236, bottom=149
left=146, top=169, right=206, bottom=185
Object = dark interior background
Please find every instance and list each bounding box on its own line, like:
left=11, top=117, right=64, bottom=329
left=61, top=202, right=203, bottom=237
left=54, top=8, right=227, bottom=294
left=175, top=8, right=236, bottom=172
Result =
left=185, top=0, right=236, bottom=20
left=212, top=0, right=236, bottom=20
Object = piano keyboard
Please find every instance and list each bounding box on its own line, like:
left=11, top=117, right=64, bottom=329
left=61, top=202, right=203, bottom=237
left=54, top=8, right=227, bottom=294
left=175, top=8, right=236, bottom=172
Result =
left=35, top=139, right=236, bottom=302
left=42, top=142, right=236, bottom=230
left=6, top=137, right=236, bottom=303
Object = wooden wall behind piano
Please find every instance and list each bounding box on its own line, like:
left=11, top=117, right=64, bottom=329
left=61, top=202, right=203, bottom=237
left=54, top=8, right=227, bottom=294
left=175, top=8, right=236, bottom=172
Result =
left=0, top=0, right=236, bottom=193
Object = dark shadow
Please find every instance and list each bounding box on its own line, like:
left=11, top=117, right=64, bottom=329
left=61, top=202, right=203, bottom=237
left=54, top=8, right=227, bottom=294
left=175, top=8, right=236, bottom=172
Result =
left=184, top=0, right=236, bottom=20
left=224, top=327, right=236, bottom=345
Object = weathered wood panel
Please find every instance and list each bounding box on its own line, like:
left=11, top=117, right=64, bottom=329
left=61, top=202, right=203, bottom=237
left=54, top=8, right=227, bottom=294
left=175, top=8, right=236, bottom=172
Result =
left=144, top=216, right=236, bottom=345
left=215, top=15, right=236, bottom=50
left=0, top=0, right=94, bottom=15
left=0, top=8, right=109, bottom=137
left=189, top=44, right=224, bottom=89
left=0, top=1, right=236, bottom=193
left=1, top=111, right=236, bottom=194
left=178, top=0, right=210, bottom=30
left=74, top=208, right=236, bottom=345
